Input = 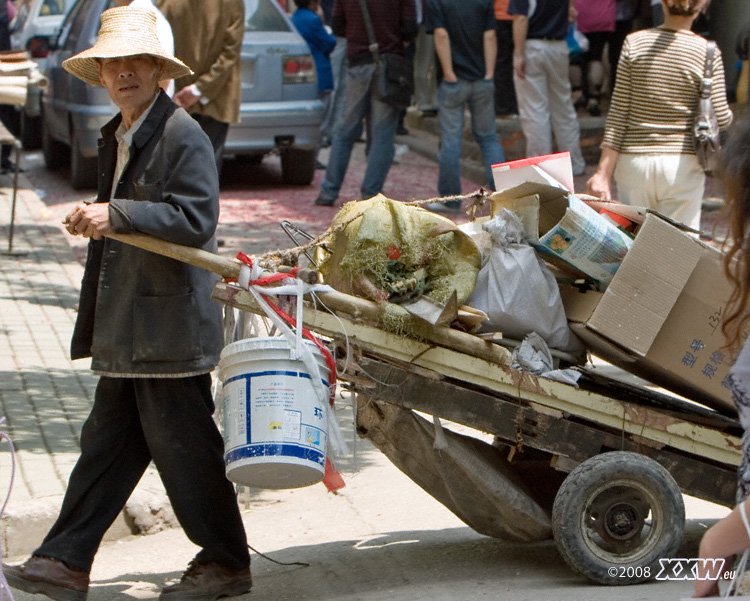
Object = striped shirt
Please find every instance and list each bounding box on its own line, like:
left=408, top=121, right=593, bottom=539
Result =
left=602, top=27, right=733, bottom=155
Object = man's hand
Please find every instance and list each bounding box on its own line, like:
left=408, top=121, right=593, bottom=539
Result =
left=513, top=52, right=526, bottom=79
left=63, top=202, right=113, bottom=240
left=173, top=85, right=200, bottom=110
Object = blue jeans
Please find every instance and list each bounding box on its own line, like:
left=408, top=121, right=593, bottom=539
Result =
left=319, top=63, right=399, bottom=202
left=437, top=78, right=505, bottom=202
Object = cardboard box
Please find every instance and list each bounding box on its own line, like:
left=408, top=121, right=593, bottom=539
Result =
left=492, top=151, right=574, bottom=193
left=561, top=212, right=739, bottom=415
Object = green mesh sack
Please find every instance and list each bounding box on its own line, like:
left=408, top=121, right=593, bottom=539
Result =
left=318, top=195, right=481, bottom=331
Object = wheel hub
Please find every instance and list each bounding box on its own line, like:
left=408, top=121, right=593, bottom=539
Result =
left=603, top=502, right=643, bottom=540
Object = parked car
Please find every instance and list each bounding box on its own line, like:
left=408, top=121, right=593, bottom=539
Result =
left=36, top=0, right=324, bottom=189
left=9, top=0, right=76, bottom=148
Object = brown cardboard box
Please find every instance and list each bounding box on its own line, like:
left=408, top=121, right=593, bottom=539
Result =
left=560, top=212, right=739, bottom=416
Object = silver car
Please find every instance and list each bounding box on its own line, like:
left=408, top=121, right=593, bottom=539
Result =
left=38, top=0, right=324, bottom=189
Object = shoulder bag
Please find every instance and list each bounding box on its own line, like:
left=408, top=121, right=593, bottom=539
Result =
left=356, top=0, right=414, bottom=109
left=693, top=40, right=721, bottom=176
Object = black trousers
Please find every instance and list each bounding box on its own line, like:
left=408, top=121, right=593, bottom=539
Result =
left=191, top=114, right=229, bottom=178
left=494, top=19, right=518, bottom=116
left=35, top=375, right=250, bottom=573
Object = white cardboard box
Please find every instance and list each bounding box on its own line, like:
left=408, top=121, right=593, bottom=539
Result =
left=561, top=212, right=739, bottom=415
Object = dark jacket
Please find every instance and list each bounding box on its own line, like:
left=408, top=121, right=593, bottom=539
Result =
left=71, top=91, right=224, bottom=376
left=332, top=0, right=417, bottom=64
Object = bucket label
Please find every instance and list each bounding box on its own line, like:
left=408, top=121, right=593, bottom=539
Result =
left=222, top=369, right=327, bottom=462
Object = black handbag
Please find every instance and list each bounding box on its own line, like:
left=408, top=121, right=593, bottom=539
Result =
left=693, top=41, right=721, bottom=175
left=356, top=0, right=414, bottom=109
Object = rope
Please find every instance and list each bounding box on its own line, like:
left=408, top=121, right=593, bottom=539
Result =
left=255, top=188, right=493, bottom=268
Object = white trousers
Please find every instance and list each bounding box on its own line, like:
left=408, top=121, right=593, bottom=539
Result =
left=513, top=39, right=586, bottom=174
left=614, top=153, right=705, bottom=231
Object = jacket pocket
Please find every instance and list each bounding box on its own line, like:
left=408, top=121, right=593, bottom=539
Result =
left=132, top=292, right=203, bottom=362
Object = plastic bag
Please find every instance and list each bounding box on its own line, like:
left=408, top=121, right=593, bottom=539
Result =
left=468, top=210, right=575, bottom=351
left=566, top=23, right=589, bottom=60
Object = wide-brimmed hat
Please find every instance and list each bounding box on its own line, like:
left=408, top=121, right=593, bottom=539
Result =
left=62, top=6, right=192, bottom=87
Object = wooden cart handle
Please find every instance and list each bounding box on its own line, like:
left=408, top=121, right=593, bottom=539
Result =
left=107, top=233, right=320, bottom=284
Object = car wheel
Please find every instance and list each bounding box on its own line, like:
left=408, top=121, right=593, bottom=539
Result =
left=20, top=113, right=42, bottom=150
left=280, top=147, right=316, bottom=186
left=70, top=128, right=98, bottom=190
left=41, top=120, right=69, bottom=169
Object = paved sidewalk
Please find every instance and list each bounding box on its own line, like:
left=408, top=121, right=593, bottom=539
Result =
left=0, top=180, right=168, bottom=557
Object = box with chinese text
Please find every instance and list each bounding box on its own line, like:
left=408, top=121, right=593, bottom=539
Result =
left=561, top=213, right=740, bottom=415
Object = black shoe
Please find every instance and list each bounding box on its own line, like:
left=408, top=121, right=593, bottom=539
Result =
left=314, top=195, right=335, bottom=206
left=0, top=159, right=25, bottom=174
left=587, top=101, right=601, bottom=117
left=315, top=160, right=326, bottom=170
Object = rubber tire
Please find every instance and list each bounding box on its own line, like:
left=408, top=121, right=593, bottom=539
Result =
left=551, top=451, right=685, bottom=585
left=280, top=147, right=316, bottom=185
left=70, top=128, right=98, bottom=190
left=19, top=113, right=42, bottom=150
left=41, top=120, right=69, bottom=169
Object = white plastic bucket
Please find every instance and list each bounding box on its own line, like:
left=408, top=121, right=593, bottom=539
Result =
left=218, top=336, right=330, bottom=489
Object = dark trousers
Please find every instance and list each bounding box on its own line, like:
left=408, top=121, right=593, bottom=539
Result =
left=35, top=375, right=250, bottom=572
left=494, top=20, right=518, bottom=116
left=191, top=113, right=229, bottom=178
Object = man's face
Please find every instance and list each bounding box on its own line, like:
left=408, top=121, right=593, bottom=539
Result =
left=97, top=54, right=164, bottom=117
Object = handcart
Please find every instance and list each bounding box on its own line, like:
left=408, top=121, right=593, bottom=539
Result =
left=107, top=223, right=742, bottom=587
left=210, top=276, right=742, bottom=587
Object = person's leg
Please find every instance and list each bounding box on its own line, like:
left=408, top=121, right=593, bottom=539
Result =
left=359, top=85, right=399, bottom=199
left=321, top=36, right=347, bottom=144
left=318, top=64, right=372, bottom=204
left=613, top=153, right=655, bottom=207
left=436, top=79, right=468, bottom=199
left=514, top=40, right=554, bottom=159
left=543, top=40, right=586, bottom=175
left=316, top=89, right=333, bottom=167
left=468, top=78, right=505, bottom=189
left=583, top=32, right=608, bottom=116
left=494, top=19, right=518, bottom=116
left=469, top=79, right=505, bottom=190
left=137, top=375, right=250, bottom=570
left=191, top=113, right=229, bottom=177
left=34, top=378, right=152, bottom=572
left=652, top=154, right=705, bottom=231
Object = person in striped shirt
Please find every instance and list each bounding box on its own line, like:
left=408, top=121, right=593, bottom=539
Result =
left=586, top=0, right=732, bottom=231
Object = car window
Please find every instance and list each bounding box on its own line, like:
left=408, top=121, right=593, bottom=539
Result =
left=245, top=0, right=290, bottom=33
left=58, top=0, right=114, bottom=50
left=40, top=0, right=65, bottom=15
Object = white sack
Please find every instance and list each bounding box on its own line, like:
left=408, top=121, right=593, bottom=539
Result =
left=468, top=209, right=574, bottom=350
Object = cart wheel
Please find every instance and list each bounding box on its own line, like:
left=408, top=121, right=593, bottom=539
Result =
left=551, top=451, right=684, bottom=585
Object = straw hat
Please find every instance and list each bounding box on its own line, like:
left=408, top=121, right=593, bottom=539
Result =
left=62, top=6, right=192, bottom=87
